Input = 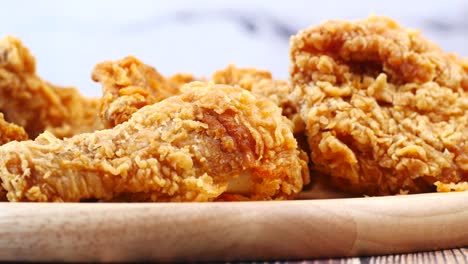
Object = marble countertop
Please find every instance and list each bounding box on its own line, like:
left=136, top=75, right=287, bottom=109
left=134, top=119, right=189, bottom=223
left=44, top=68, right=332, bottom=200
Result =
left=1, top=0, right=467, bottom=96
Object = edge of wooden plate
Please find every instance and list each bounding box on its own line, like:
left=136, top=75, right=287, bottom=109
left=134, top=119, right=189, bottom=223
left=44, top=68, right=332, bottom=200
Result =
left=0, top=192, right=467, bottom=262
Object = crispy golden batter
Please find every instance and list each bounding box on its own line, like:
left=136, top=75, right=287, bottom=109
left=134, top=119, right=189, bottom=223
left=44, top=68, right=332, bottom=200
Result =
left=92, top=56, right=195, bottom=128
left=212, top=65, right=303, bottom=133
left=0, top=113, right=28, bottom=201
left=0, top=36, right=102, bottom=138
left=435, top=181, right=468, bottom=192
left=0, top=82, right=309, bottom=202
left=47, top=87, right=102, bottom=138
left=93, top=59, right=301, bottom=132
left=168, top=73, right=198, bottom=87
left=290, top=16, right=468, bottom=195
left=0, top=113, right=28, bottom=145
left=212, top=64, right=272, bottom=91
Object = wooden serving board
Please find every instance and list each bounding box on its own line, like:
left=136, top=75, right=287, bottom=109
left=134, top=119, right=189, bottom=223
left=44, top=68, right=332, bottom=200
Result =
left=0, top=192, right=467, bottom=262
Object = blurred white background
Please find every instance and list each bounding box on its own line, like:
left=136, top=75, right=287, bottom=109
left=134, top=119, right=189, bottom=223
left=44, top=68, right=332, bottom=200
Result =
left=1, top=0, right=467, bottom=96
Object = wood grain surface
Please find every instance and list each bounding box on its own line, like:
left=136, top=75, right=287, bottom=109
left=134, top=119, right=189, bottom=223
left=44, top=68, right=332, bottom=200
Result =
left=265, top=248, right=468, bottom=263
left=0, top=192, right=466, bottom=262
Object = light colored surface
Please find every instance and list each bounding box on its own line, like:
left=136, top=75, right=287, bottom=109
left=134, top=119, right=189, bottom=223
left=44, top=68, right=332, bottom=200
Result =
left=0, top=192, right=467, bottom=262
left=0, top=0, right=467, bottom=96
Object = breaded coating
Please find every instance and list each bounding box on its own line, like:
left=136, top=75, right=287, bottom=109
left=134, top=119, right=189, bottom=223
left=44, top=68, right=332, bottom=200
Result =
left=435, top=181, right=468, bottom=192
left=0, top=82, right=309, bottom=202
left=0, top=36, right=102, bottom=138
left=0, top=113, right=28, bottom=201
left=47, top=87, right=102, bottom=138
left=290, top=16, right=468, bottom=195
left=212, top=64, right=272, bottom=91
left=92, top=56, right=195, bottom=128
left=212, top=65, right=303, bottom=133
left=168, top=73, right=198, bottom=87
left=0, top=113, right=28, bottom=145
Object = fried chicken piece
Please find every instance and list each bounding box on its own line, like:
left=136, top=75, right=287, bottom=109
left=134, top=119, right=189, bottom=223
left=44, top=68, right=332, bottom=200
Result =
left=212, top=64, right=272, bottom=91
left=169, top=73, right=198, bottom=87
left=47, top=87, right=102, bottom=138
left=92, top=56, right=196, bottom=128
left=93, top=59, right=301, bottom=134
left=435, top=181, right=468, bottom=192
left=0, top=82, right=309, bottom=202
left=212, top=65, right=303, bottom=133
left=0, top=113, right=28, bottom=201
left=0, top=113, right=28, bottom=145
left=0, top=36, right=102, bottom=138
left=290, top=16, right=468, bottom=195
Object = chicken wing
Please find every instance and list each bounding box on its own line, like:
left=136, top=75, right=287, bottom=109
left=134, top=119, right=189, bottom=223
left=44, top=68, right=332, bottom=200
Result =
left=93, top=59, right=302, bottom=133
left=92, top=56, right=195, bottom=128
left=0, top=36, right=102, bottom=138
left=212, top=65, right=303, bottom=133
left=290, top=16, right=468, bottom=195
left=0, top=82, right=309, bottom=202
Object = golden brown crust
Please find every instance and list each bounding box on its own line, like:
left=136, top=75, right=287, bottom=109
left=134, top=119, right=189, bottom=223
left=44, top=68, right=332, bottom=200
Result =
left=0, top=83, right=309, bottom=202
left=290, top=16, right=468, bottom=195
left=212, top=64, right=272, bottom=91
left=0, top=36, right=102, bottom=138
left=46, top=87, right=103, bottom=138
left=212, top=64, right=303, bottom=133
left=92, top=56, right=195, bottom=128
left=168, top=73, right=198, bottom=87
left=0, top=113, right=28, bottom=201
left=0, top=113, right=28, bottom=145
left=435, top=181, right=468, bottom=192
left=93, top=60, right=303, bottom=133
